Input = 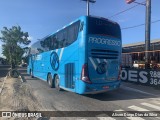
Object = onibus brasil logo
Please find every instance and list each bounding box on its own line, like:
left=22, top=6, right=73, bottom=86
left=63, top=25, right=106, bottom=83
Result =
left=50, top=51, right=59, bottom=71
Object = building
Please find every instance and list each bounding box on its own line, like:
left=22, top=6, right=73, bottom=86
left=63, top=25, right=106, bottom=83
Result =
left=122, top=39, right=160, bottom=68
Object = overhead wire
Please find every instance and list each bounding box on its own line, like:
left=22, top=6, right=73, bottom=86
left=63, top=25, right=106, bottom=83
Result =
left=121, top=20, right=160, bottom=30
left=108, top=1, right=146, bottom=19
left=107, top=1, right=159, bottom=30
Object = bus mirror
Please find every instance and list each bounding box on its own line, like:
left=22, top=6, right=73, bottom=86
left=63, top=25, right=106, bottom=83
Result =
left=79, top=22, right=84, bottom=31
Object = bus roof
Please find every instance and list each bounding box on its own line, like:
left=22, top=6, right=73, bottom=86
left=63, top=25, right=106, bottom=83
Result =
left=39, top=16, right=119, bottom=41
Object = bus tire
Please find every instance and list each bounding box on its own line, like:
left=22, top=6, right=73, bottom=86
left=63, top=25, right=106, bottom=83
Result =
left=47, top=74, right=54, bottom=88
left=54, top=75, right=61, bottom=91
left=30, top=69, right=34, bottom=78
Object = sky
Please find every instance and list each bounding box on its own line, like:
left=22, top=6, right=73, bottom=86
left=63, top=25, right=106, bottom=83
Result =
left=0, top=0, right=159, bottom=57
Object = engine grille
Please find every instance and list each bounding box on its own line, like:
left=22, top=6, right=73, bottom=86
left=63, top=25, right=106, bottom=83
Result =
left=91, top=49, right=119, bottom=59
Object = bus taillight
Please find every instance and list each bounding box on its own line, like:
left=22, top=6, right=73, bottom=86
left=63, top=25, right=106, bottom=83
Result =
left=118, top=65, right=122, bottom=80
left=81, top=64, right=92, bottom=84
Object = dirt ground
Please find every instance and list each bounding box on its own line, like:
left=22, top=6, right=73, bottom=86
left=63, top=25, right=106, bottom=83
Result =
left=0, top=75, right=114, bottom=120
left=1, top=77, right=42, bottom=111
left=0, top=77, right=82, bottom=120
left=0, top=77, right=44, bottom=120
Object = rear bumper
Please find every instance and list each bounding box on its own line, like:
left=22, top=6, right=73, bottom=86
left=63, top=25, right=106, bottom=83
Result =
left=83, top=89, right=112, bottom=94
left=77, top=80, right=121, bottom=94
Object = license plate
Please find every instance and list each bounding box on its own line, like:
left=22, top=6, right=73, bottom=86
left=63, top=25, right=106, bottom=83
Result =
left=103, top=86, right=109, bottom=89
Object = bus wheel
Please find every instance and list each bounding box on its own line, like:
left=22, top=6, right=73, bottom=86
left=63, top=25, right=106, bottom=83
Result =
left=54, top=75, right=61, bottom=91
left=30, top=69, right=34, bottom=78
left=47, top=74, right=54, bottom=88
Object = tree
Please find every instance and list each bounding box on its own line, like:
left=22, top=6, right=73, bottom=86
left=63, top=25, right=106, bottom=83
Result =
left=0, top=26, right=31, bottom=69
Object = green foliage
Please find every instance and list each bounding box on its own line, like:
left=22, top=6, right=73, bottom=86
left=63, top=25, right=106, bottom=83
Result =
left=0, top=26, right=31, bottom=68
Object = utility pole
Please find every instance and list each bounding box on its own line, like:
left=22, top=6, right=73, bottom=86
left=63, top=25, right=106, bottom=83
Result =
left=145, top=0, right=151, bottom=69
left=82, top=0, right=96, bottom=16
left=87, top=0, right=89, bottom=16
left=126, top=0, right=151, bottom=69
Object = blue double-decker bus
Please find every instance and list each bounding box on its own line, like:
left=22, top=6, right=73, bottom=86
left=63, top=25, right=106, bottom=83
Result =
left=27, top=16, right=122, bottom=94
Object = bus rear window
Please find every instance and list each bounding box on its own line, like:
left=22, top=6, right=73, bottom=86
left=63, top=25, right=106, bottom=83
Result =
left=88, top=17, right=121, bottom=39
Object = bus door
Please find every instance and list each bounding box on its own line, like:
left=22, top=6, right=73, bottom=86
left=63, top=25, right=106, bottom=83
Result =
left=65, top=63, right=75, bottom=90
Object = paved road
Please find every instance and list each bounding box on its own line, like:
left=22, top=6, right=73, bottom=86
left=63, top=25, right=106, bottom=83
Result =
left=0, top=65, right=10, bottom=77
left=18, top=67, right=160, bottom=120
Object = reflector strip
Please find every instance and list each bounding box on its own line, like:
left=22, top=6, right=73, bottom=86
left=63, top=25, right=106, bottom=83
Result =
left=89, top=57, right=97, bottom=70
left=59, top=48, right=64, bottom=61
left=97, top=58, right=100, bottom=63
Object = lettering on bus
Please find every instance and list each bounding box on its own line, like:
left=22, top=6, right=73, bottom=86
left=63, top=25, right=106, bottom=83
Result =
left=35, top=55, right=42, bottom=60
left=121, top=68, right=160, bottom=86
left=50, top=51, right=59, bottom=71
left=89, top=37, right=121, bottom=46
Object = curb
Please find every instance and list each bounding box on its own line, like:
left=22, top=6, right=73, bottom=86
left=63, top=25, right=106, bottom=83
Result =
left=9, top=69, right=26, bottom=82
left=0, top=76, right=8, bottom=94
left=18, top=72, right=26, bottom=83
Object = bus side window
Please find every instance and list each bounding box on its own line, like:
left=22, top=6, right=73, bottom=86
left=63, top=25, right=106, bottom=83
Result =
left=79, top=22, right=84, bottom=32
